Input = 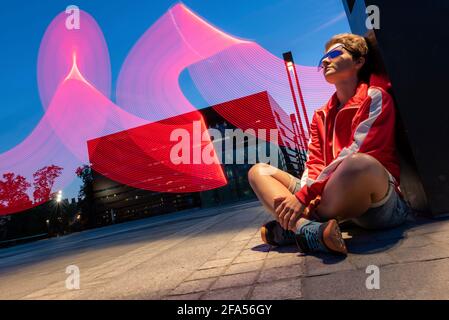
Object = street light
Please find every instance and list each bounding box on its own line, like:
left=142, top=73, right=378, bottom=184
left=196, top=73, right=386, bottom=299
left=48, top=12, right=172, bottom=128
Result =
left=56, top=190, right=62, bottom=203
left=55, top=190, right=63, bottom=236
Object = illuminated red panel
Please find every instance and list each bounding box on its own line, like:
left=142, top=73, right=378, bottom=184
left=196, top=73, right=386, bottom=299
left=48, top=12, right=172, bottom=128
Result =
left=87, top=91, right=302, bottom=194
left=88, top=111, right=227, bottom=193
left=211, top=91, right=301, bottom=148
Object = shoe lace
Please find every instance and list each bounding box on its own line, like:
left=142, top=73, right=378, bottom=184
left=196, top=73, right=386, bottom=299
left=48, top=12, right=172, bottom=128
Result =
left=301, top=224, right=322, bottom=252
left=295, top=222, right=326, bottom=253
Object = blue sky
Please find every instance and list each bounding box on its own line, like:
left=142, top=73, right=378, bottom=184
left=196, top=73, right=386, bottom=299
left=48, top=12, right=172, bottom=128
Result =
left=0, top=0, right=350, bottom=197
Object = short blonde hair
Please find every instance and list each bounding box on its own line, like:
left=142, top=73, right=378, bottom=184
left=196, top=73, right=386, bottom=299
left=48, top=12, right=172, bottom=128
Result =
left=325, top=33, right=371, bottom=81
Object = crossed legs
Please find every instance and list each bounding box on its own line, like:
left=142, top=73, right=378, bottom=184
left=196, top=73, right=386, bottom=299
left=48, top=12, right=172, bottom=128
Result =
left=248, top=153, right=390, bottom=224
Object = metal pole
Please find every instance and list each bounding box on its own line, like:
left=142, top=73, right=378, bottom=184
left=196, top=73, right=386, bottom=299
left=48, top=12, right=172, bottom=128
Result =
left=291, top=64, right=310, bottom=131
left=283, top=59, right=308, bottom=150
left=290, top=114, right=307, bottom=166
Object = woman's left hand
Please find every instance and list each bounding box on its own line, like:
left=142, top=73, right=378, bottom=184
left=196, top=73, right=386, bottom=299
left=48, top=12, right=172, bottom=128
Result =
left=274, top=194, right=305, bottom=231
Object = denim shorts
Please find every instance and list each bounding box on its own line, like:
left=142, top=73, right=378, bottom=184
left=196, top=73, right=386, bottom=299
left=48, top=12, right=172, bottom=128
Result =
left=288, top=171, right=411, bottom=230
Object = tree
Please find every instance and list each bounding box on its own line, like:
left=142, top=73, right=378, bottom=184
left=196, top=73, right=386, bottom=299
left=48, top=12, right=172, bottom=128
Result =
left=76, top=165, right=93, bottom=198
left=32, top=165, right=64, bottom=204
left=0, top=172, right=32, bottom=211
left=76, top=165, right=95, bottom=227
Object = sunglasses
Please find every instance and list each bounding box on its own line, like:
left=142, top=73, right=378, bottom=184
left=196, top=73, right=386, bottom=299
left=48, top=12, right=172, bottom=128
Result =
left=317, top=44, right=360, bottom=71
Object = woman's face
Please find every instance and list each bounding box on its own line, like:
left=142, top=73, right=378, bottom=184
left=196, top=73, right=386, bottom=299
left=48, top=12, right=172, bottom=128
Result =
left=320, top=43, right=364, bottom=84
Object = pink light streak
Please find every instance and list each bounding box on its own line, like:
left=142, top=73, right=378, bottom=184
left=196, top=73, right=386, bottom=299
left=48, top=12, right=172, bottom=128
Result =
left=1, top=3, right=334, bottom=215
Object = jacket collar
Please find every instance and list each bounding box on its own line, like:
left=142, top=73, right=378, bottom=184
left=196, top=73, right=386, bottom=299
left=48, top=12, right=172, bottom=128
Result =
left=324, top=81, right=369, bottom=113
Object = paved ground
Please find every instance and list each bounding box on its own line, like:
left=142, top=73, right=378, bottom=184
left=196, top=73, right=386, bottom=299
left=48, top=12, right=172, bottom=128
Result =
left=0, top=200, right=448, bottom=300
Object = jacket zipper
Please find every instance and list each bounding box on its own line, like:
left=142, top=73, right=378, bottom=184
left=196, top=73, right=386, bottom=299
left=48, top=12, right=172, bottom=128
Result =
left=332, top=111, right=339, bottom=159
left=317, top=110, right=327, bottom=165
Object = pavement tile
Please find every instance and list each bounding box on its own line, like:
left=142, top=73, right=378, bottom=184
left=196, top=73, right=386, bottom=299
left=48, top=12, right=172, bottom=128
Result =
left=210, top=272, right=258, bottom=290
left=346, top=238, right=400, bottom=255
left=302, top=259, right=449, bottom=299
left=172, top=278, right=216, bottom=295
left=199, top=258, right=233, bottom=270
left=240, top=247, right=268, bottom=256
left=264, top=255, right=304, bottom=269
left=378, top=259, right=449, bottom=299
left=233, top=253, right=268, bottom=264
left=258, top=265, right=304, bottom=283
left=244, top=244, right=271, bottom=253
left=31, top=293, right=69, bottom=300
left=224, top=260, right=264, bottom=275
left=406, top=221, right=449, bottom=236
left=226, top=239, right=250, bottom=249
left=228, top=217, right=255, bottom=224
left=372, top=226, right=409, bottom=241
left=396, top=235, right=434, bottom=248
left=302, top=269, right=371, bottom=300
left=266, top=245, right=299, bottom=259
left=164, top=292, right=203, bottom=300
left=201, top=286, right=252, bottom=300
left=231, top=232, right=258, bottom=242
left=305, top=255, right=355, bottom=276
left=250, top=278, right=302, bottom=300
left=245, top=239, right=264, bottom=249
left=348, top=252, right=396, bottom=269
left=187, top=267, right=227, bottom=281
left=388, top=243, right=449, bottom=263
left=213, top=249, right=242, bottom=260
left=424, top=231, right=449, bottom=243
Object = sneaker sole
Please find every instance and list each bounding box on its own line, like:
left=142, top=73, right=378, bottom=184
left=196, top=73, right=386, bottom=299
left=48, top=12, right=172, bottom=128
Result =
left=322, top=219, right=348, bottom=255
left=260, top=225, right=270, bottom=245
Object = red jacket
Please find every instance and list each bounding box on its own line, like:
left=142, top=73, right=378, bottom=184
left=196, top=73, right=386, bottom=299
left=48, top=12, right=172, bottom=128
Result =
left=295, top=82, right=401, bottom=206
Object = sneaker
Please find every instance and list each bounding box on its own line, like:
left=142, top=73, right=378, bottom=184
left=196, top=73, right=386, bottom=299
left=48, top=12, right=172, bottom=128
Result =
left=260, top=220, right=296, bottom=246
left=295, top=219, right=347, bottom=255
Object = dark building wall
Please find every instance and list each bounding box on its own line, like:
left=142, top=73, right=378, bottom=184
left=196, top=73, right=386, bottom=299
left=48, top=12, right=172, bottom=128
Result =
left=343, top=0, right=449, bottom=215
left=92, top=170, right=201, bottom=225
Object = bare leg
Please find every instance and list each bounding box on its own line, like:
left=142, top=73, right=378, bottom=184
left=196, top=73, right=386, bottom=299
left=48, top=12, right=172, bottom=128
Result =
left=249, top=153, right=390, bottom=232
left=315, top=153, right=390, bottom=220
left=247, top=163, right=293, bottom=217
